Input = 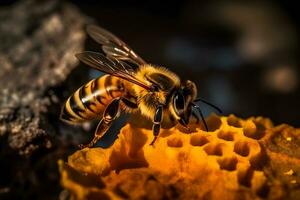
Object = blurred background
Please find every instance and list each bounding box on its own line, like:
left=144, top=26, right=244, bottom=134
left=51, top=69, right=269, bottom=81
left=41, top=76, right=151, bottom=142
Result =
left=2, top=0, right=299, bottom=126
left=72, top=0, right=299, bottom=126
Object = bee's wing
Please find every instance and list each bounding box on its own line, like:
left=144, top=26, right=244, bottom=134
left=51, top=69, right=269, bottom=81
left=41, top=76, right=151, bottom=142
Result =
left=76, top=51, right=151, bottom=90
left=87, top=25, right=146, bottom=66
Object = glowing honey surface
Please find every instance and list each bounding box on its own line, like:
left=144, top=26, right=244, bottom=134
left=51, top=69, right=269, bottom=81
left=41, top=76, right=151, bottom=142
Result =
left=59, top=114, right=300, bottom=200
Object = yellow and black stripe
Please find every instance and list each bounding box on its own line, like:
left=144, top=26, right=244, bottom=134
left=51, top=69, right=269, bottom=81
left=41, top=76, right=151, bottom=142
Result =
left=60, top=75, right=125, bottom=123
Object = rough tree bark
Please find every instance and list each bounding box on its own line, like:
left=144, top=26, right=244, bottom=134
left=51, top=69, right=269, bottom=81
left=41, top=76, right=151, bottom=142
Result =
left=0, top=0, right=89, bottom=199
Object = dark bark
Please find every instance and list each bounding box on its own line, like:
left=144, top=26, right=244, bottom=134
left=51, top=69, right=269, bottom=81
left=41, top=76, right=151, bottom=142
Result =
left=0, top=0, right=89, bottom=199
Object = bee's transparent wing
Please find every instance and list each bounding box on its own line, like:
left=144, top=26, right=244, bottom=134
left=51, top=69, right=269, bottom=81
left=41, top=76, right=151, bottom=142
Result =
left=87, top=25, right=146, bottom=66
left=76, top=51, right=151, bottom=90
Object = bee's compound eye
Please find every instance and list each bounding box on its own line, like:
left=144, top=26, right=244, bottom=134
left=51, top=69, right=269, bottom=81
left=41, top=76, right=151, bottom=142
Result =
left=174, top=92, right=185, bottom=115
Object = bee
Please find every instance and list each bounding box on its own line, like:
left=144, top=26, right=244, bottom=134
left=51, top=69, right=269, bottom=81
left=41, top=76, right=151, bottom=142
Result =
left=60, top=25, right=222, bottom=148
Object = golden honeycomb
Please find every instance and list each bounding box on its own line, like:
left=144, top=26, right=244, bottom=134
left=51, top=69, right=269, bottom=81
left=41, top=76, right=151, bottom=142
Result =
left=58, top=114, right=300, bottom=200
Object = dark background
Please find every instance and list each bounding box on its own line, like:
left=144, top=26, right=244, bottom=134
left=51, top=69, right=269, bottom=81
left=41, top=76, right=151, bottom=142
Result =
left=80, top=0, right=299, bottom=127
left=2, top=0, right=299, bottom=126
left=72, top=0, right=300, bottom=126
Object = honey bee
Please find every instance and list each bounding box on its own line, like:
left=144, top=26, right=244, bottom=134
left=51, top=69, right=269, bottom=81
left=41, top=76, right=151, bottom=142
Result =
left=60, top=25, right=222, bottom=148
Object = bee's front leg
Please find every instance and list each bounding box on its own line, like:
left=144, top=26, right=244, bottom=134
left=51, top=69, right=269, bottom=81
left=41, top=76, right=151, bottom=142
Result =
left=150, top=105, right=163, bottom=146
left=78, top=98, right=121, bottom=149
left=192, top=103, right=208, bottom=132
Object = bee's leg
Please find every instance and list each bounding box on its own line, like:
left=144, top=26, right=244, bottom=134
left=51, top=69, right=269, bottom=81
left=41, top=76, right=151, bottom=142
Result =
left=78, top=98, right=121, bottom=149
left=192, top=103, right=208, bottom=131
left=150, top=105, right=163, bottom=146
left=78, top=119, right=109, bottom=149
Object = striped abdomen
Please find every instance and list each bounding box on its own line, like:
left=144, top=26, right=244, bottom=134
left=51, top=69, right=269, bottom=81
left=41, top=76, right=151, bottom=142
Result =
left=60, top=75, right=125, bottom=123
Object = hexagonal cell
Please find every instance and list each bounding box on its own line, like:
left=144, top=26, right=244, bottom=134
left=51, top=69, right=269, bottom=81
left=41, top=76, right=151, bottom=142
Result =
left=234, top=141, right=250, bottom=157
left=243, top=121, right=266, bottom=140
left=167, top=137, right=183, bottom=148
left=252, top=122, right=266, bottom=139
left=217, top=130, right=234, bottom=141
left=198, top=114, right=222, bottom=132
left=217, top=156, right=238, bottom=171
left=190, top=135, right=209, bottom=146
left=206, top=114, right=222, bottom=131
left=204, top=143, right=223, bottom=156
left=227, top=115, right=242, bottom=128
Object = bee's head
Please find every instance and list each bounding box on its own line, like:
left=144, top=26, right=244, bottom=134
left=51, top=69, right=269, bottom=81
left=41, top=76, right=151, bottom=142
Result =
left=171, top=80, right=197, bottom=125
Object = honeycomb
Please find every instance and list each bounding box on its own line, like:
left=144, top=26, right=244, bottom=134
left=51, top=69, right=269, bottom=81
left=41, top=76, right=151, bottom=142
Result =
left=58, top=114, right=300, bottom=200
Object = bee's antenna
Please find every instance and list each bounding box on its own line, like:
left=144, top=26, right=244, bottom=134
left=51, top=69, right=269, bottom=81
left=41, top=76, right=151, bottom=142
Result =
left=194, top=98, right=222, bottom=113
left=192, top=103, right=208, bottom=132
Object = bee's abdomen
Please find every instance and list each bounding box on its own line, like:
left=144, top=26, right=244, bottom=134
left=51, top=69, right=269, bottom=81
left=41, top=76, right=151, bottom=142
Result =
left=60, top=75, right=125, bottom=123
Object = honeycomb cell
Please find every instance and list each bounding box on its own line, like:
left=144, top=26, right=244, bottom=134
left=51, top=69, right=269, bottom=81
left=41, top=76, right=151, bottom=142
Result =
left=190, top=134, right=209, bottom=146
left=217, top=157, right=238, bottom=171
left=205, top=114, right=222, bottom=131
left=204, top=143, right=223, bottom=156
left=227, top=115, right=242, bottom=128
left=217, top=130, right=234, bottom=141
left=243, top=120, right=265, bottom=140
left=252, top=122, right=266, bottom=139
left=234, top=141, right=250, bottom=157
left=167, top=137, right=183, bottom=148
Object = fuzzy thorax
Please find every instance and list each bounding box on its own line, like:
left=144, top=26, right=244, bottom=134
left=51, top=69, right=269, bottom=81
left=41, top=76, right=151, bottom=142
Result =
left=132, top=65, right=181, bottom=121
